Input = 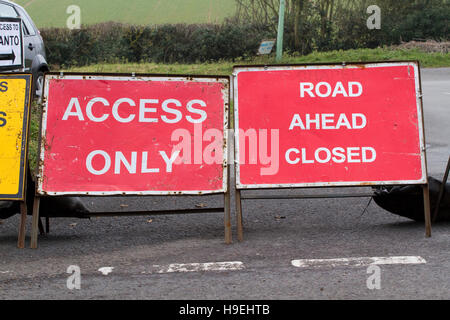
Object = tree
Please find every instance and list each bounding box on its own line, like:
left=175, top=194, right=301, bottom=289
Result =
left=235, top=0, right=449, bottom=54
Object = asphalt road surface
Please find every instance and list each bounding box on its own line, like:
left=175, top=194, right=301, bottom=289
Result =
left=0, top=67, right=449, bottom=300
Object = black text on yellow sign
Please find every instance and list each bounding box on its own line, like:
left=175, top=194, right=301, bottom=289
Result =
left=0, top=74, right=32, bottom=201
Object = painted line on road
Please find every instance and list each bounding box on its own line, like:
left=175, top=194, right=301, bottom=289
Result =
left=144, top=261, right=245, bottom=274
left=291, top=256, right=426, bottom=268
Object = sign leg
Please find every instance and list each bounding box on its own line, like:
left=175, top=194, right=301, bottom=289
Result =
left=235, top=189, right=244, bottom=242
left=224, top=188, right=232, bottom=244
left=46, top=217, right=50, bottom=234
left=422, top=184, right=432, bottom=238
left=30, top=197, right=40, bottom=249
left=17, top=201, right=28, bottom=249
left=432, top=155, right=450, bottom=222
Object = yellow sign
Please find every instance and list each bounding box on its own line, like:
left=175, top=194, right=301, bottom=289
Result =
left=0, top=74, right=31, bottom=200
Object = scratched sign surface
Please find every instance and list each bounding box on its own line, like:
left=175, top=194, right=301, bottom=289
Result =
left=38, top=74, right=229, bottom=195
left=0, top=74, right=31, bottom=200
left=234, top=62, right=427, bottom=189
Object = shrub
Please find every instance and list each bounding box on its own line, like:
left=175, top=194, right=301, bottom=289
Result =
left=41, top=22, right=269, bottom=68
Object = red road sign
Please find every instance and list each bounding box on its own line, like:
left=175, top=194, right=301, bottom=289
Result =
left=233, top=62, right=427, bottom=189
left=38, top=74, right=229, bottom=195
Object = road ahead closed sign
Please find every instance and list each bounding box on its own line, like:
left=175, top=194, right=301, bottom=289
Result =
left=0, top=18, right=24, bottom=70
left=0, top=74, right=31, bottom=200
left=234, top=62, right=427, bottom=189
left=38, top=74, right=229, bottom=196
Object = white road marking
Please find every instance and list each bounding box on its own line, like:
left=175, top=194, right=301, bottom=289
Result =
left=0, top=271, right=11, bottom=274
left=291, top=256, right=426, bottom=268
left=98, top=267, right=114, bottom=275
left=145, top=261, right=245, bottom=274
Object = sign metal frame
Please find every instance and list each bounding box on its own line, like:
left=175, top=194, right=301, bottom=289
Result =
left=0, top=73, right=32, bottom=249
left=233, top=61, right=428, bottom=190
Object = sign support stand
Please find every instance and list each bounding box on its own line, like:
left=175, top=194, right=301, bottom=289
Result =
left=235, top=187, right=433, bottom=240
left=423, top=184, right=432, bottom=237
left=224, top=174, right=232, bottom=244
left=419, top=66, right=432, bottom=237
left=224, top=98, right=232, bottom=244
left=276, top=0, right=286, bottom=62
left=17, top=163, right=30, bottom=249
left=17, top=201, right=28, bottom=248
left=30, top=196, right=40, bottom=249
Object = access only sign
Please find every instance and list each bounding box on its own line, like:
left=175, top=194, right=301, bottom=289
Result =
left=38, top=74, right=229, bottom=196
left=0, top=18, right=24, bottom=70
left=234, top=62, right=427, bottom=188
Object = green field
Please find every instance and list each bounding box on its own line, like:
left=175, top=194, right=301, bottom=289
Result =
left=13, top=0, right=236, bottom=28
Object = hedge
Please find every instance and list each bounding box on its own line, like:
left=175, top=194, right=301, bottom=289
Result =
left=41, top=22, right=271, bottom=68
